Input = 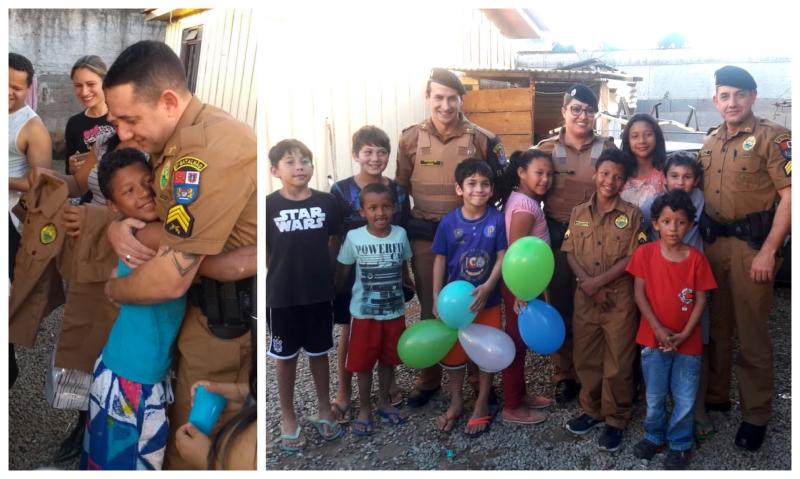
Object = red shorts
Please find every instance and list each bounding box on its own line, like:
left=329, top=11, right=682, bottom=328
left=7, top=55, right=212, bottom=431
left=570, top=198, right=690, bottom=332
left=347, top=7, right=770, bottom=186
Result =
left=440, top=305, right=502, bottom=369
left=345, top=316, right=406, bottom=373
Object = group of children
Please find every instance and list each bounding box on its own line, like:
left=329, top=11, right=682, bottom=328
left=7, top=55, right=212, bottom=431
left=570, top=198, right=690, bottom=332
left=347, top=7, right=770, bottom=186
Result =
left=267, top=125, right=717, bottom=470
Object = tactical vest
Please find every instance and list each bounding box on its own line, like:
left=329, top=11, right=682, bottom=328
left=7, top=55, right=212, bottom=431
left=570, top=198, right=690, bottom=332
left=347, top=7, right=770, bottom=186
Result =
left=410, top=122, right=477, bottom=221
left=547, top=137, right=606, bottom=223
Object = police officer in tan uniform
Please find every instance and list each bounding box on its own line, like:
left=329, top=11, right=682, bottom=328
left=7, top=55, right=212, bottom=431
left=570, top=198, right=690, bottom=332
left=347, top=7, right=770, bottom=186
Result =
left=533, top=84, right=617, bottom=406
left=395, top=68, right=506, bottom=407
left=102, top=41, right=256, bottom=469
left=699, top=66, right=791, bottom=451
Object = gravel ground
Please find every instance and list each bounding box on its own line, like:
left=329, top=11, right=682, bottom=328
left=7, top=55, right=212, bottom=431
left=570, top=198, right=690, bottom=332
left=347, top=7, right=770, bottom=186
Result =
left=266, top=287, right=792, bottom=470
left=9, top=305, right=81, bottom=471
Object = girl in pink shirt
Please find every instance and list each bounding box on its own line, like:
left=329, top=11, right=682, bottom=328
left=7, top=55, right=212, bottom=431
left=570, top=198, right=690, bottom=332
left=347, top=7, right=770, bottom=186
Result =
left=496, top=149, right=556, bottom=425
left=620, top=114, right=667, bottom=209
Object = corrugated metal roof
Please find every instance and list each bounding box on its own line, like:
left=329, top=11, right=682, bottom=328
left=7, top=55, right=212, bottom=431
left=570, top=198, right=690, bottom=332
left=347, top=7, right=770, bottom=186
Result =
left=446, top=66, right=642, bottom=82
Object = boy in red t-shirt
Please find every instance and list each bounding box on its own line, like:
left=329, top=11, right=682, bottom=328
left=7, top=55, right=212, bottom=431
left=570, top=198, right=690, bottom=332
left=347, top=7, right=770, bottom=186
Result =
left=626, top=189, right=717, bottom=469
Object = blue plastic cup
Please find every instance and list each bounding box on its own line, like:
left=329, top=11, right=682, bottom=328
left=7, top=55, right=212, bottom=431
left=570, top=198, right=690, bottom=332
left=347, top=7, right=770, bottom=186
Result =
left=188, top=385, right=228, bottom=435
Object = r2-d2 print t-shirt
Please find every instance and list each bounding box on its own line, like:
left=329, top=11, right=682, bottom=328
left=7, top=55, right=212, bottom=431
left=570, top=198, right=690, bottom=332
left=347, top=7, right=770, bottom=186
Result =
left=432, top=207, right=508, bottom=308
left=265, top=189, right=341, bottom=308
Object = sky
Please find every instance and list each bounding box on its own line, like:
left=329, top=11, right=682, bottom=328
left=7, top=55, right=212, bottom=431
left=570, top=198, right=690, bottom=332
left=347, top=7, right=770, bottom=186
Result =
left=524, top=0, right=795, bottom=53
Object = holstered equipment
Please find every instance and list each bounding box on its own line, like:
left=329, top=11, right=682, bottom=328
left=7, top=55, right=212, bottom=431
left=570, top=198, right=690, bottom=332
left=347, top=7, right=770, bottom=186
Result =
left=189, top=275, right=255, bottom=339
left=700, top=210, right=775, bottom=250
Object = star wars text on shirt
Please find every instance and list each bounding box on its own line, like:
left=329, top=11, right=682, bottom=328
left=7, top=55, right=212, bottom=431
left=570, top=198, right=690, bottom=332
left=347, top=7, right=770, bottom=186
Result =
left=273, top=207, right=326, bottom=232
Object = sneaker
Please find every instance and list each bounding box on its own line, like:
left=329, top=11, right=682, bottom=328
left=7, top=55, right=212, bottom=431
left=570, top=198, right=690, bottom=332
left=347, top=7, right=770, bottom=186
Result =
left=566, top=413, right=604, bottom=435
left=734, top=421, right=767, bottom=451
left=632, top=438, right=664, bottom=460
left=664, top=449, right=691, bottom=469
left=598, top=425, right=623, bottom=452
left=555, top=379, right=580, bottom=407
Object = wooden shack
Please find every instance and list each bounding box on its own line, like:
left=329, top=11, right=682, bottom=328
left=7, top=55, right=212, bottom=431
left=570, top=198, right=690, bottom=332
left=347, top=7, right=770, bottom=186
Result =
left=455, top=62, right=641, bottom=152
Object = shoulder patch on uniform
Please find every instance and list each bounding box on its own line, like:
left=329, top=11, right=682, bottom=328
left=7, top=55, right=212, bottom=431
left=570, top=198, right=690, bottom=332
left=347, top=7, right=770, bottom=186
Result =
left=614, top=214, right=629, bottom=229
left=564, top=228, right=570, bottom=240
left=784, top=160, right=792, bottom=177
left=173, top=156, right=207, bottom=172
left=492, top=142, right=507, bottom=165
left=774, top=133, right=791, bottom=162
left=637, top=231, right=648, bottom=245
left=774, top=133, right=790, bottom=144
left=173, top=157, right=206, bottom=206
left=742, top=135, right=756, bottom=151
left=166, top=204, right=194, bottom=238
left=40, top=223, right=57, bottom=245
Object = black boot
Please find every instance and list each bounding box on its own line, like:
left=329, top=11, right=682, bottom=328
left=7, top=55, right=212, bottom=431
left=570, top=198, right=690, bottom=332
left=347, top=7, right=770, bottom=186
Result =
left=53, top=410, right=87, bottom=463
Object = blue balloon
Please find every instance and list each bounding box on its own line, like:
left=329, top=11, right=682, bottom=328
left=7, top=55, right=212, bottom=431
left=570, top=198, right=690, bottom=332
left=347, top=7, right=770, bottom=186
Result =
left=437, top=280, right=477, bottom=329
left=518, top=300, right=565, bottom=355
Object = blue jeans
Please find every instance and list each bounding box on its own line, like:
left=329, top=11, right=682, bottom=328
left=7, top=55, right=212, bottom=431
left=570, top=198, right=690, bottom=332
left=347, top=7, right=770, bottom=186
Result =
left=641, top=346, right=701, bottom=451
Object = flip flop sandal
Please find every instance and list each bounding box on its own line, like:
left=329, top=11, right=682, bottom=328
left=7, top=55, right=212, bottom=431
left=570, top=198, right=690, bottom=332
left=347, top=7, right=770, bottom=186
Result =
left=309, top=416, right=345, bottom=441
left=436, top=412, right=461, bottom=432
left=694, top=419, right=717, bottom=443
left=390, top=390, right=404, bottom=407
left=351, top=418, right=373, bottom=437
left=331, top=402, right=353, bottom=424
left=279, top=425, right=306, bottom=452
left=464, top=414, right=495, bottom=438
left=376, top=408, right=408, bottom=425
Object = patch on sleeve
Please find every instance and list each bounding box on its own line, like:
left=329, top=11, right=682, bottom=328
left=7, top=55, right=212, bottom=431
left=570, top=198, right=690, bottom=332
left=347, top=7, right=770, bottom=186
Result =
left=40, top=223, right=57, bottom=245
left=493, top=142, right=507, bottom=166
left=166, top=204, right=194, bottom=238
left=774, top=133, right=791, bottom=162
left=637, top=231, right=648, bottom=245
left=173, top=157, right=207, bottom=206
left=159, top=161, right=171, bottom=190
left=784, top=160, right=792, bottom=177
left=564, top=228, right=571, bottom=240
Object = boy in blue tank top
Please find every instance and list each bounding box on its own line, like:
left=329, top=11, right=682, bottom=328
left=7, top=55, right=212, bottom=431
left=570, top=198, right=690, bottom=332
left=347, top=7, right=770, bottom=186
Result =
left=81, top=149, right=254, bottom=470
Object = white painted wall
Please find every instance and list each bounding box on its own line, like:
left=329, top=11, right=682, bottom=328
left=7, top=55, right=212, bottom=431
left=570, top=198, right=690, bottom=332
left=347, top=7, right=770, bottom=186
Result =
left=163, top=9, right=258, bottom=129
left=264, top=6, right=517, bottom=193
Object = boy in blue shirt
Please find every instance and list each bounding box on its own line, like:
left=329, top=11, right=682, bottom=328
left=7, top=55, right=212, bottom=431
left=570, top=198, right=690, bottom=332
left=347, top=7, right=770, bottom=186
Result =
left=432, top=159, right=507, bottom=437
left=82, top=148, right=254, bottom=470
left=336, top=182, right=412, bottom=436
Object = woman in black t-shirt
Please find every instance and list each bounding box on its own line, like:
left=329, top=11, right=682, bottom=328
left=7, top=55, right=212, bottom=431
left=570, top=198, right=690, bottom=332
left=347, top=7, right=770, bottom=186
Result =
left=63, top=56, right=115, bottom=179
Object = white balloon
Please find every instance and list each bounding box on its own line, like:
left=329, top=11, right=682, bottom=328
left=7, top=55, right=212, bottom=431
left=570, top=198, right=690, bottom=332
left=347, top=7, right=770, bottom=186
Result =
left=457, top=323, right=516, bottom=373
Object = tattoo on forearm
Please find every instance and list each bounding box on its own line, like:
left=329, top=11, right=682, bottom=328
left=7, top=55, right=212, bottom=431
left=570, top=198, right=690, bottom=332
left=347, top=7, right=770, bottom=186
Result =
left=170, top=248, right=201, bottom=277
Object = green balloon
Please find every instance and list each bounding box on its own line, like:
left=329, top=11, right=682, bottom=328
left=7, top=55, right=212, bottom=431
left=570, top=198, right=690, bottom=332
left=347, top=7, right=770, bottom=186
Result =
left=502, top=236, right=554, bottom=301
left=397, top=319, right=458, bottom=369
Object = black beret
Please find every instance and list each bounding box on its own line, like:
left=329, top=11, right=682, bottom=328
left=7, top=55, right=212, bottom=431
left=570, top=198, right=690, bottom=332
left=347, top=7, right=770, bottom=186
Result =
left=715, top=65, right=757, bottom=91
left=567, top=83, right=598, bottom=110
left=429, top=68, right=466, bottom=96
